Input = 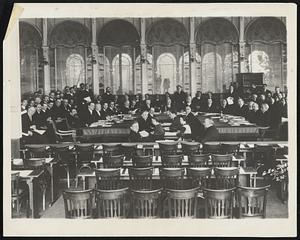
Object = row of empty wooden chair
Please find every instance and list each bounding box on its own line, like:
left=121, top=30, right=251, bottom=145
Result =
left=62, top=185, right=270, bottom=219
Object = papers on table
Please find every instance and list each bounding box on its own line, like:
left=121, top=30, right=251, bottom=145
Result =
left=183, top=124, right=191, bottom=134
left=33, top=129, right=46, bottom=135
left=164, top=132, right=178, bottom=137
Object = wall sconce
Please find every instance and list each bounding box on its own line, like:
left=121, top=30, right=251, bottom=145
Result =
left=190, top=57, right=195, bottom=62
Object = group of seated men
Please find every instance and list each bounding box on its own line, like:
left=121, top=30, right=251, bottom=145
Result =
left=20, top=82, right=288, bottom=144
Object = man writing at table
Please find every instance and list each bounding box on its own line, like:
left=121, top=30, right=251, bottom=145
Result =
left=200, top=118, right=219, bottom=143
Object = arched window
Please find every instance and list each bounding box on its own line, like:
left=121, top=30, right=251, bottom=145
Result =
left=112, top=53, right=133, bottom=94
left=66, top=54, right=85, bottom=87
left=156, top=53, right=177, bottom=94
left=248, top=50, right=271, bottom=83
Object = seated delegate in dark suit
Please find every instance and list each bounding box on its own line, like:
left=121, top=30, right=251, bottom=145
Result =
left=22, top=107, right=47, bottom=144
left=93, top=103, right=106, bottom=121
left=149, top=118, right=165, bottom=141
left=50, top=99, right=66, bottom=120
left=226, top=84, right=239, bottom=102
left=106, top=101, right=118, bottom=116
left=169, top=111, right=183, bottom=132
left=119, top=100, right=131, bottom=114
left=67, top=109, right=83, bottom=128
left=33, top=104, right=47, bottom=129
left=81, top=102, right=97, bottom=126
left=128, top=121, right=152, bottom=142
left=234, top=98, right=248, bottom=118
left=153, top=95, right=163, bottom=112
left=200, top=118, right=219, bottom=143
left=137, top=110, right=152, bottom=133
left=191, top=91, right=204, bottom=112
left=184, top=106, right=205, bottom=141
left=203, top=98, right=217, bottom=113
left=142, top=99, right=152, bottom=112
left=101, top=102, right=109, bottom=119
left=216, top=99, right=232, bottom=114
left=256, top=103, right=271, bottom=127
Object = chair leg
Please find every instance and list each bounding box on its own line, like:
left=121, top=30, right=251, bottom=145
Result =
left=65, top=167, right=70, bottom=188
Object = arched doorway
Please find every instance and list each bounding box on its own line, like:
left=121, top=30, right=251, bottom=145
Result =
left=49, top=20, right=90, bottom=90
left=98, top=19, right=139, bottom=94
left=146, top=18, right=189, bottom=94
left=19, top=21, right=43, bottom=95
left=245, top=17, right=287, bottom=90
left=196, top=17, right=239, bottom=93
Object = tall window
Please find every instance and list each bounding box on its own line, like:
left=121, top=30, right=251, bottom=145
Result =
left=112, top=53, right=133, bottom=94
left=156, top=53, right=177, bottom=94
left=66, top=54, right=85, bottom=87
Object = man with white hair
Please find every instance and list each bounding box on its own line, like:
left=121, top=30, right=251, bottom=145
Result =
left=256, top=103, right=271, bottom=127
left=200, top=118, right=219, bottom=143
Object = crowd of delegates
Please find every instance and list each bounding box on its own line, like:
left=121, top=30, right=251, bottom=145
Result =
left=20, top=82, right=288, bottom=144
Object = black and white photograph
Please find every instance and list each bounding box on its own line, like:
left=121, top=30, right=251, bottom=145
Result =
left=3, top=3, right=297, bottom=237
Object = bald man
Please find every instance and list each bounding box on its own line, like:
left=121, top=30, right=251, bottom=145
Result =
left=200, top=118, right=219, bottom=143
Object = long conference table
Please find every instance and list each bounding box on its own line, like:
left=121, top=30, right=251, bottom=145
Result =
left=75, top=112, right=260, bottom=142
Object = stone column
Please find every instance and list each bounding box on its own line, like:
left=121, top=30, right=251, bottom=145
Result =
left=42, top=19, right=51, bottom=94
left=189, top=17, right=197, bottom=97
left=91, top=18, right=99, bottom=95
left=239, top=17, right=247, bottom=73
left=140, top=18, right=148, bottom=95
left=4, top=19, right=22, bottom=158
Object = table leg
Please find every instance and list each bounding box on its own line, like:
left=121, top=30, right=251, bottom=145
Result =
left=46, top=164, right=54, bottom=204
left=26, top=178, right=34, bottom=218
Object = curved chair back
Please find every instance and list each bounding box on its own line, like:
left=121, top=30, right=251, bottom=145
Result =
left=188, top=154, right=210, bottom=167
left=131, top=188, right=163, bottom=218
left=186, top=167, right=212, bottom=189
left=102, top=143, right=122, bottom=156
left=253, top=144, right=275, bottom=168
left=220, top=143, right=240, bottom=154
left=159, top=168, right=184, bottom=190
left=158, top=142, right=178, bottom=155
left=121, top=143, right=137, bottom=161
left=211, top=154, right=233, bottom=167
left=62, top=189, right=94, bottom=219
left=237, top=185, right=270, bottom=218
left=202, top=143, right=221, bottom=154
left=103, top=154, right=124, bottom=168
left=95, top=168, right=121, bottom=190
left=129, top=167, right=153, bottom=190
left=203, top=188, right=236, bottom=219
left=26, top=145, right=48, bottom=158
left=132, top=155, right=153, bottom=167
left=75, top=144, right=95, bottom=166
left=165, top=187, right=199, bottom=218
left=23, top=158, right=46, bottom=168
left=181, top=142, right=201, bottom=155
left=51, top=145, right=72, bottom=164
left=214, top=167, right=240, bottom=189
left=95, top=187, right=129, bottom=218
left=161, top=155, right=183, bottom=168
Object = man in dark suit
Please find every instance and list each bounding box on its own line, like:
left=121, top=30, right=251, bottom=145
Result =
left=191, top=91, right=204, bottom=112
left=93, top=102, right=106, bottom=121
left=260, top=84, right=272, bottom=96
left=153, top=94, right=163, bottom=112
left=119, top=100, right=131, bottom=114
left=256, top=103, right=271, bottom=127
left=200, top=118, right=219, bottom=143
left=101, top=102, right=109, bottom=119
left=81, top=102, right=97, bottom=127
left=50, top=99, right=65, bottom=120
left=102, top=87, right=115, bottom=105
left=67, top=108, right=83, bottom=128
left=169, top=111, right=183, bottom=132
left=235, top=98, right=248, bottom=118
left=247, top=102, right=260, bottom=124
left=137, top=110, right=152, bottom=133
left=106, top=101, right=118, bottom=116
left=217, top=99, right=232, bottom=114
left=33, top=103, right=47, bottom=129
left=173, top=85, right=186, bottom=112
left=184, top=106, right=205, bottom=141
left=203, top=98, right=217, bottom=113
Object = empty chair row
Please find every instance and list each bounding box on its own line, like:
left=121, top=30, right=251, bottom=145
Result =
left=62, top=185, right=271, bottom=219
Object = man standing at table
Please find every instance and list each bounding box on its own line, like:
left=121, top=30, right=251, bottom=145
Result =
left=184, top=106, right=205, bottom=141
left=173, top=85, right=186, bottom=112
left=200, top=118, right=219, bottom=143
left=102, top=87, right=115, bottom=105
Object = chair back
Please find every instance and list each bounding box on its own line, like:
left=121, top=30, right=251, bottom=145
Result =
left=26, top=145, right=48, bottom=158
left=220, top=143, right=240, bottom=154
left=237, top=185, right=270, bottom=218
left=102, top=143, right=121, bottom=156
left=103, top=154, right=124, bottom=168
left=181, top=142, right=201, bottom=155
left=95, top=168, right=121, bottom=190
left=51, top=145, right=71, bottom=164
left=202, top=143, right=220, bottom=154
left=23, top=158, right=46, bottom=168
left=254, top=144, right=275, bottom=168
left=161, top=155, right=183, bottom=168
left=203, top=188, right=236, bottom=219
left=186, top=167, right=212, bottom=189
left=211, top=154, right=233, bottom=167
left=166, top=188, right=199, bottom=218
left=188, top=154, right=210, bottom=167
left=121, top=143, right=137, bottom=161
left=159, top=168, right=184, bottom=190
left=131, top=188, right=163, bottom=218
left=132, top=155, right=153, bottom=167
left=62, top=189, right=94, bottom=219
left=75, top=144, right=95, bottom=165
left=11, top=172, right=20, bottom=196
left=129, top=167, right=153, bottom=190
left=158, top=142, right=178, bottom=155
left=95, top=187, right=129, bottom=218
left=214, top=167, right=240, bottom=189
